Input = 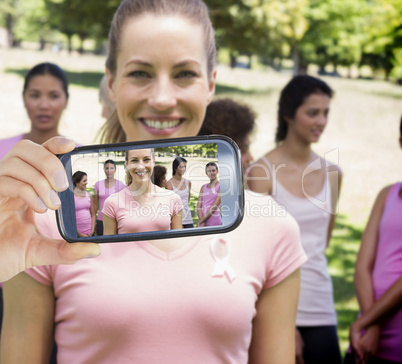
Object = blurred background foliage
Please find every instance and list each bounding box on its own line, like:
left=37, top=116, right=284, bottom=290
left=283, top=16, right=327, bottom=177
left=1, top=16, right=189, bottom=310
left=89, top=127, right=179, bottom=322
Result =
left=1, top=0, right=401, bottom=80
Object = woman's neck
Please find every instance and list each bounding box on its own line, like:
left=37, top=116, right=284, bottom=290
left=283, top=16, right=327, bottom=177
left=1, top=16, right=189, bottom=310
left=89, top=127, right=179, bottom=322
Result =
left=74, top=187, right=86, bottom=195
left=279, top=135, right=314, bottom=164
left=24, top=128, right=60, bottom=145
left=129, top=180, right=152, bottom=195
left=209, top=178, right=219, bottom=186
left=173, top=174, right=183, bottom=182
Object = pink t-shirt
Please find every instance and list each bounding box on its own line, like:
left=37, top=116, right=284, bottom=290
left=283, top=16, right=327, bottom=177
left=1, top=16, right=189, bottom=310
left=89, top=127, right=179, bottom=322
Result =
left=25, top=191, right=306, bottom=364
left=74, top=191, right=92, bottom=235
left=102, top=186, right=182, bottom=233
left=0, top=135, right=23, bottom=288
left=0, top=134, right=23, bottom=160
left=94, top=179, right=126, bottom=221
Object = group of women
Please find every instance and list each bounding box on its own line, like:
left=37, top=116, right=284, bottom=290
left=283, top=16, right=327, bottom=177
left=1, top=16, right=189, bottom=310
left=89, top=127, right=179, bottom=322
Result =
left=0, top=0, right=400, bottom=363
left=73, top=153, right=222, bottom=238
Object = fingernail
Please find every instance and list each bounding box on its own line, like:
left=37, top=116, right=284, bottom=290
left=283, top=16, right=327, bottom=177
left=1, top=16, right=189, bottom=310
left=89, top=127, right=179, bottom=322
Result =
left=83, top=253, right=100, bottom=259
left=58, top=137, right=73, bottom=145
left=36, top=196, right=48, bottom=210
left=54, top=170, right=69, bottom=190
left=49, top=190, right=61, bottom=207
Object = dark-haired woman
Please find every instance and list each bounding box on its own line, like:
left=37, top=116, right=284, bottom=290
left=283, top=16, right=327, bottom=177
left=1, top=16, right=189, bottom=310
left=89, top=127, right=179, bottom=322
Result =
left=197, top=162, right=222, bottom=227
left=73, top=171, right=96, bottom=237
left=93, top=160, right=126, bottom=236
left=0, top=62, right=69, bottom=160
left=166, top=157, right=194, bottom=228
left=151, top=165, right=167, bottom=188
left=247, top=75, right=342, bottom=364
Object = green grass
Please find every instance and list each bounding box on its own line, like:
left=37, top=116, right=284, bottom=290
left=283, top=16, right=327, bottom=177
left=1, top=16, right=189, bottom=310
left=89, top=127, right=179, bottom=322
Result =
left=189, top=192, right=199, bottom=226
left=327, top=215, right=362, bottom=356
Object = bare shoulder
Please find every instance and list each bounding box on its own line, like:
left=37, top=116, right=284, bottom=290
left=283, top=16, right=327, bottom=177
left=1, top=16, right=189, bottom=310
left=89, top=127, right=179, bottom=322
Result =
left=245, top=150, right=277, bottom=194
left=376, top=184, right=394, bottom=203
left=165, top=179, right=174, bottom=189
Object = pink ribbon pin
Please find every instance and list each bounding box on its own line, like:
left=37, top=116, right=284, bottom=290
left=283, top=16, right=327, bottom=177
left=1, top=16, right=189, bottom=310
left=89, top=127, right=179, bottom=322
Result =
left=210, top=236, right=236, bottom=282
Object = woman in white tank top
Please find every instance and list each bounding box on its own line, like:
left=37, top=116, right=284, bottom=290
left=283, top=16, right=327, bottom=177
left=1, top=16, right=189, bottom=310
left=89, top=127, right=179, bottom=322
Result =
left=166, top=157, right=194, bottom=228
left=246, top=75, right=343, bottom=364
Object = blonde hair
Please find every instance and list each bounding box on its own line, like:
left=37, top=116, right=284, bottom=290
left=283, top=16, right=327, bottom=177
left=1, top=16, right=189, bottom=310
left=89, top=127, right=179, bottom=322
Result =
left=99, top=0, right=216, bottom=144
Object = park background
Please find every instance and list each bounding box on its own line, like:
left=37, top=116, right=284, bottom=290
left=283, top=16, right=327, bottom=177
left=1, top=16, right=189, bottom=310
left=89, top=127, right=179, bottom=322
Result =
left=1, top=0, right=402, bottom=355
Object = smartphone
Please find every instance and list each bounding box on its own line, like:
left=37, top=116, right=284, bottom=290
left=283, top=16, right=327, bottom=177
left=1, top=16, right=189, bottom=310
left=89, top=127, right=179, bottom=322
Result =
left=56, top=135, right=244, bottom=243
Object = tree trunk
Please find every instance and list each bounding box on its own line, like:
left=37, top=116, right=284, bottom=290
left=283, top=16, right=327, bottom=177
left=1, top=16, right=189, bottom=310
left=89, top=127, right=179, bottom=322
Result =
left=78, top=34, right=86, bottom=54
left=229, top=52, right=237, bottom=68
left=247, top=53, right=252, bottom=69
left=5, top=13, right=14, bottom=48
left=292, top=46, right=300, bottom=76
left=67, top=34, right=72, bottom=53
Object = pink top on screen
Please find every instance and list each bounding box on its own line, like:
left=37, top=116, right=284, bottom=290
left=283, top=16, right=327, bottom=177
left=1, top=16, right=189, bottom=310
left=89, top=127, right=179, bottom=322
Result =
left=94, top=179, right=126, bottom=221
left=74, top=191, right=92, bottom=235
left=102, top=187, right=182, bottom=233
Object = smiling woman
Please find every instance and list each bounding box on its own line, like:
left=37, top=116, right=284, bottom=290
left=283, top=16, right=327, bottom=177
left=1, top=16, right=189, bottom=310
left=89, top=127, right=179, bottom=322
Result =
left=0, top=62, right=69, bottom=160
left=102, top=148, right=183, bottom=234
left=247, top=75, right=343, bottom=364
left=0, top=1, right=306, bottom=363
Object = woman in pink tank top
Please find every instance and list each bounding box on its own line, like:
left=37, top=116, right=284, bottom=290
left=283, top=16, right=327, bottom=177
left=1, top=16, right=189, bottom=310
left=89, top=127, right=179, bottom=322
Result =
left=345, top=120, right=402, bottom=364
left=72, top=171, right=95, bottom=237
left=197, top=162, right=222, bottom=227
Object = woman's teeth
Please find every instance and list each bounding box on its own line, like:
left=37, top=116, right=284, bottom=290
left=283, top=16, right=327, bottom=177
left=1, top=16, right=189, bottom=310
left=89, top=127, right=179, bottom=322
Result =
left=143, top=119, right=181, bottom=129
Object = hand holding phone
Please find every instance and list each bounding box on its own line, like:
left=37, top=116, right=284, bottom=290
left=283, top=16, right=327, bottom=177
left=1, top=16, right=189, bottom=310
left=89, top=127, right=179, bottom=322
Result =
left=0, top=137, right=101, bottom=283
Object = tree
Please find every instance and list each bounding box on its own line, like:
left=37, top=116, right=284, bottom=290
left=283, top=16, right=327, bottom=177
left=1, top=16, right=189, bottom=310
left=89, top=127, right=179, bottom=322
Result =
left=361, top=0, right=402, bottom=79
left=256, top=0, right=309, bottom=74
left=44, top=0, right=119, bottom=53
left=206, top=0, right=268, bottom=68
left=0, top=0, right=21, bottom=47
left=298, top=0, right=369, bottom=75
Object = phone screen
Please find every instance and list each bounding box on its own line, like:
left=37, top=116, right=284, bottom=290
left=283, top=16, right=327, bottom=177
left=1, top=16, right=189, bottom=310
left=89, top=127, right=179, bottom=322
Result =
left=57, top=136, right=244, bottom=243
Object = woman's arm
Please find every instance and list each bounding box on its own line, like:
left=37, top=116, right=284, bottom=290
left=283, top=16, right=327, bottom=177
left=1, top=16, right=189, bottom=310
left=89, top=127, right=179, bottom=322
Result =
left=350, top=186, right=390, bottom=360
left=93, top=190, right=100, bottom=233
left=0, top=137, right=101, bottom=282
left=248, top=269, right=301, bottom=364
left=326, top=165, right=342, bottom=247
left=93, top=189, right=100, bottom=217
left=351, top=276, right=402, bottom=360
left=0, top=272, right=55, bottom=363
left=352, top=276, right=402, bottom=331
left=103, top=214, right=117, bottom=235
left=245, top=158, right=272, bottom=195
left=165, top=180, right=173, bottom=191
left=197, top=186, right=221, bottom=225
left=90, top=194, right=96, bottom=236
left=196, top=186, right=204, bottom=227
left=170, top=209, right=183, bottom=230
left=187, top=180, right=192, bottom=203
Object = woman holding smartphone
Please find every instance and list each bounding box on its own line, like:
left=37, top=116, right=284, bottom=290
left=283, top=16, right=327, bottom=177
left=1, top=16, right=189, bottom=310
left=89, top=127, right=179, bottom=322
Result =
left=0, top=1, right=306, bottom=363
